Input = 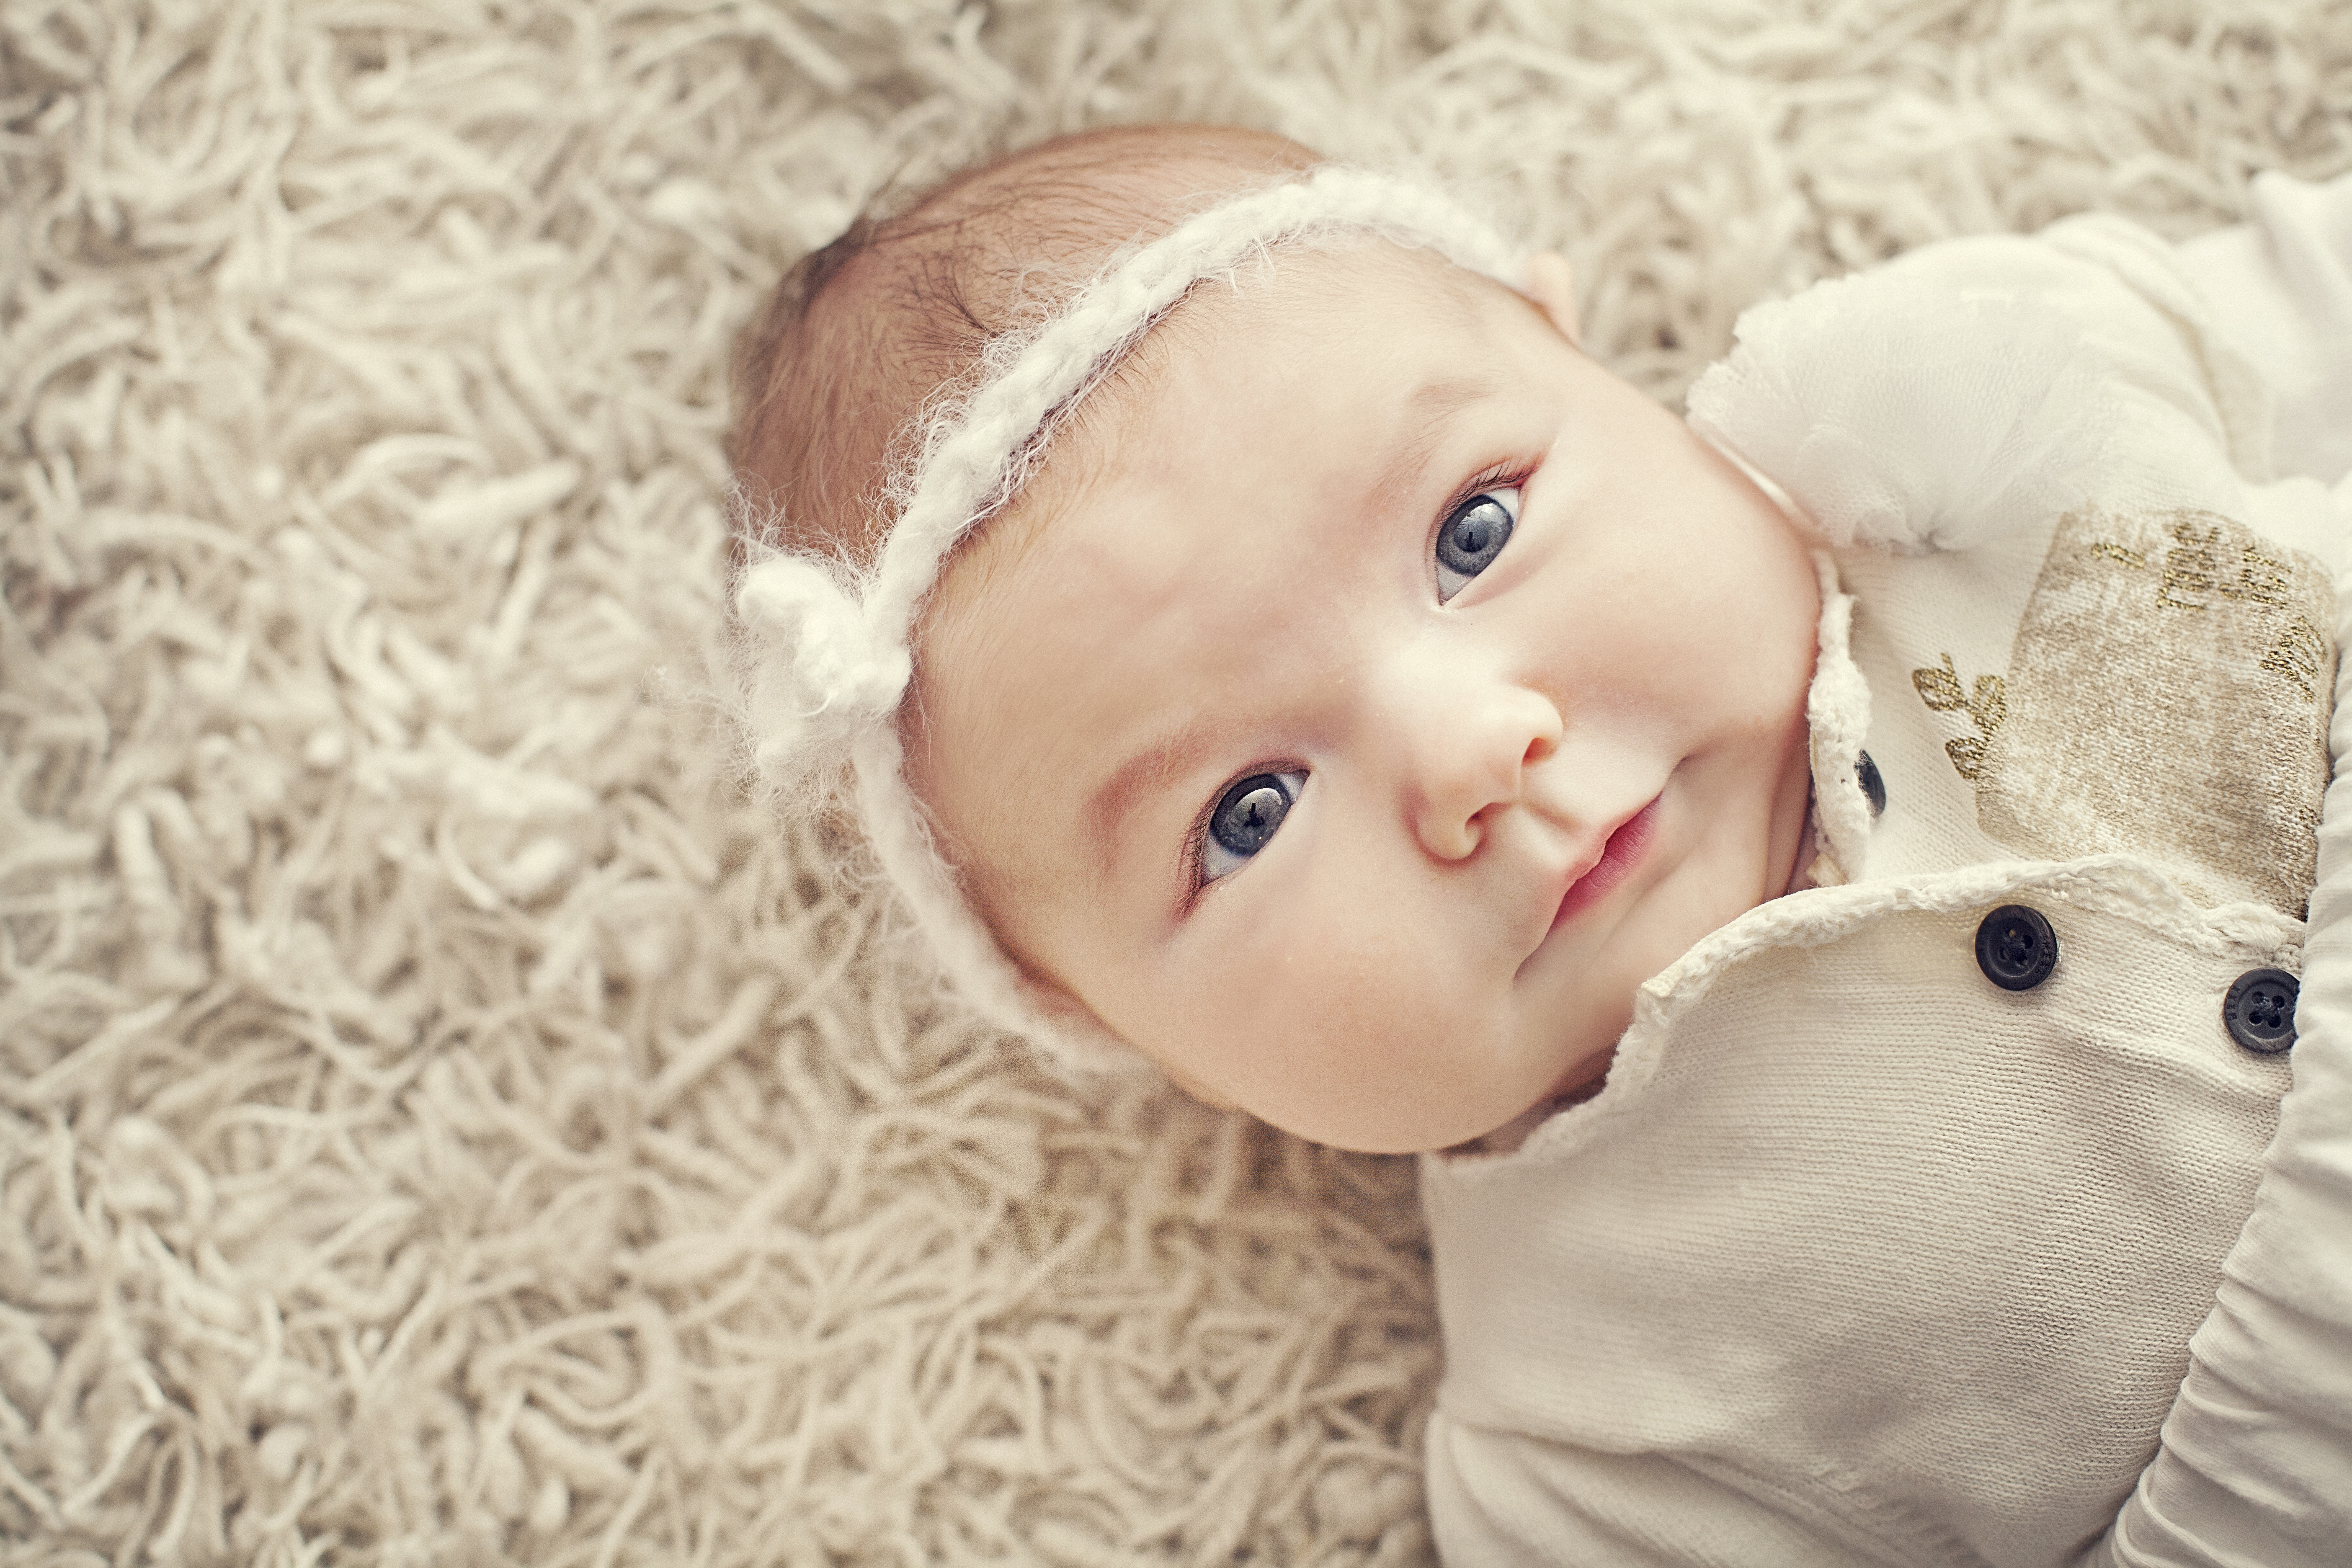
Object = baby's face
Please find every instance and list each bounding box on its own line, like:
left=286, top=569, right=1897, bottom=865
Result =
left=915, top=245, right=1820, bottom=1153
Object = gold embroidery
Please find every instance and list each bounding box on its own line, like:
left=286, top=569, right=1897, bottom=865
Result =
left=2261, top=615, right=2329, bottom=702
left=1912, top=653, right=2006, bottom=781
left=2158, top=518, right=2221, bottom=610
left=2227, top=540, right=2293, bottom=608
left=2157, top=512, right=2293, bottom=610
left=1965, top=503, right=2337, bottom=917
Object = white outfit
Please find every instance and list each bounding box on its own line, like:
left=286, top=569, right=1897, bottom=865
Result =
left=1420, top=174, right=2352, bottom=1568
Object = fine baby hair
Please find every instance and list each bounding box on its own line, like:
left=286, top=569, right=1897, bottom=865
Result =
left=726, top=127, right=1534, bottom=1075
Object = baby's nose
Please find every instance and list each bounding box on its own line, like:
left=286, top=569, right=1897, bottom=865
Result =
left=1406, top=682, right=1562, bottom=860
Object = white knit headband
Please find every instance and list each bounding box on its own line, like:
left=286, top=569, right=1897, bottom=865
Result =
left=735, top=163, right=1529, bottom=1072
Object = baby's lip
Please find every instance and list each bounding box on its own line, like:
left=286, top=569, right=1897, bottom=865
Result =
left=1549, top=795, right=1663, bottom=933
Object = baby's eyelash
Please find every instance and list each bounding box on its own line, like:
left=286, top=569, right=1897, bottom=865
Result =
left=1180, top=794, right=1219, bottom=905
left=1433, top=460, right=1537, bottom=545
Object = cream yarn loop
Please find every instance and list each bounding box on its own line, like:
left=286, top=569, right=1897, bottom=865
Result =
left=736, top=556, right=911, bottom=785
left=738, top=161, right=1528, bottom=1068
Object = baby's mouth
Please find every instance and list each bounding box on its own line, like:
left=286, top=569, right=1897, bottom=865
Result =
left=1551, top=796, right=1662, bottom=930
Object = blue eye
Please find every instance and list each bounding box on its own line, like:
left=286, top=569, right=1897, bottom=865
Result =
left=1435, top=487, right=1519, bottom=601
left=1201, top=770, right=1305, bottom=882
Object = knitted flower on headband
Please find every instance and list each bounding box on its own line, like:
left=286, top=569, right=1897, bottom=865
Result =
left=732, top=163, right=1529, bottom=1071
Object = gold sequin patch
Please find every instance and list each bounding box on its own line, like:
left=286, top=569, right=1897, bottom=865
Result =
left=1913, top=504, right=2336, bottom=916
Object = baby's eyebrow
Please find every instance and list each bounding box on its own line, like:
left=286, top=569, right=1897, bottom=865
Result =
left=1369, top=372, right=1503, bottom=512
left=1086, top=713, right=1215, bottom=891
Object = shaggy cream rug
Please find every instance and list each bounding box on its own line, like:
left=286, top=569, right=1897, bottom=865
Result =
left=4, top=2, right=2348, bottom=1563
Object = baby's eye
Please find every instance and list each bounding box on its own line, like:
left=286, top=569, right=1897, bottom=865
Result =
left=1200, top=769, right=1307, bottom=883
left=1435, top=487, right=1519, bottom=602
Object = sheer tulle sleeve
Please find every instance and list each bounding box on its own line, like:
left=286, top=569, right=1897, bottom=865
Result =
left=1686, top=260, right=2117, bottom=554
left=1682, top=210, right=2292, bottom=561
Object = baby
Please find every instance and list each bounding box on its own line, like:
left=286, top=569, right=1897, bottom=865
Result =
left=729, top=125, right=2352, bottom=1564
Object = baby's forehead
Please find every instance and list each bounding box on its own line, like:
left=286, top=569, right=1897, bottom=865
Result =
left=1096, top=241, right=1505, bottom=422
left=931, top=241, right=1505, bottom=607
left=1183, top=237, right=1498, bottom=338
left=1091, top=242, right=1520, bottom=471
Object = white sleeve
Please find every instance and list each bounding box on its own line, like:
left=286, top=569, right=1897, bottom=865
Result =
left=2087, top=500, right=2352, bottom=1568
left=2178, top=172, right=2352, bottom=488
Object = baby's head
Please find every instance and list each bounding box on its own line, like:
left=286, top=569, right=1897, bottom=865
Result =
left=732, top=126, right=1821, bottom=1154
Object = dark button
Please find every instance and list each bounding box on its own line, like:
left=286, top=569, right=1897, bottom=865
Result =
left=2223, top=968, right=2298, bottom=1054
left=1975, top=904, right=2057, bottom=990
left=1856, top=751, right=1886, bottom=817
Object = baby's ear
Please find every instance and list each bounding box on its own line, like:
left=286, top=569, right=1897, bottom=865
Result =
left=1522, top=252, right=1581, bottom=348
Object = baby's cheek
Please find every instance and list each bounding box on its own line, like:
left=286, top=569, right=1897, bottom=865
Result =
left=1158, top=931, right=1367, bottom=1087
left=1269, top=923, right=1460, bottom=1064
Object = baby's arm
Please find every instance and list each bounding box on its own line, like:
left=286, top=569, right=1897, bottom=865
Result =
left=2092, top=171, right=2352, bottom=1568
left=2091, top=548, right=2352, bottom=1567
